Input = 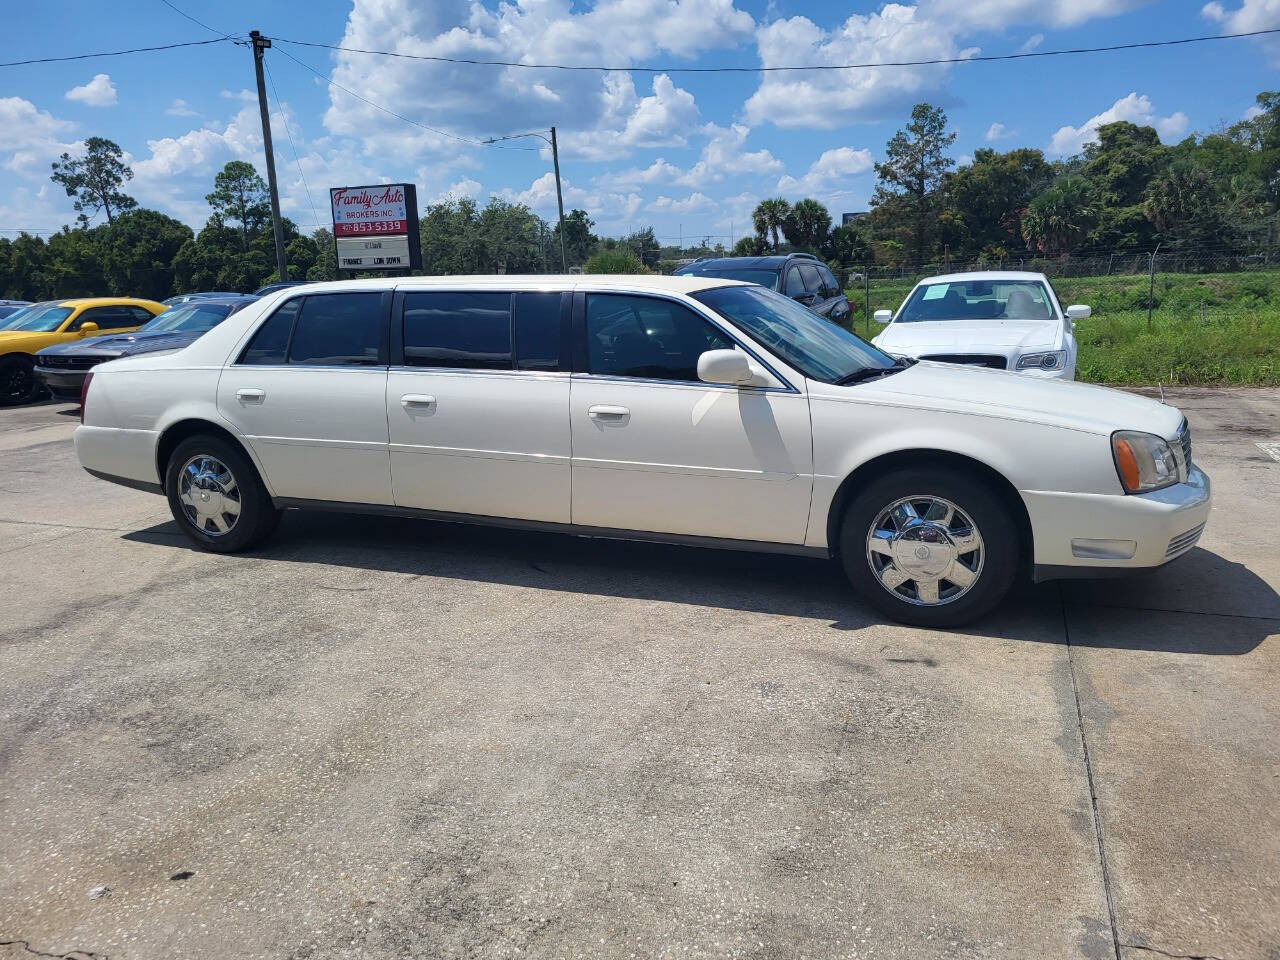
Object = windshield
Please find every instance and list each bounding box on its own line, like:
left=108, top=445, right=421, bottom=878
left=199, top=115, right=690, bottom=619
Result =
left=677, top=266, right=780, bottom=288
left=694, top=285, right=895, bottom=383
left=4, top=304, right=73, bottom=333
left=142, top=302, right=234, bottom=334
left=897, top=279, right=1055, bottom=323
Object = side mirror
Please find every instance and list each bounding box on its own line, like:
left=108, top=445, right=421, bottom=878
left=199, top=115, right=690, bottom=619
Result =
left=874, top=309, right=893, bottom=324
left=1066, top=304, right=1091, bottom=321
left=78, top=321, right=99, bottom=336
left=697, top=349, right=753, bottom=385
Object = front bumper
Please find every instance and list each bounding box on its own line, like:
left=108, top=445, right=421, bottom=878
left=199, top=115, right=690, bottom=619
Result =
left=34, top=364, right=89, bottom=399
left=1025, top=465, right=1211, bottom=580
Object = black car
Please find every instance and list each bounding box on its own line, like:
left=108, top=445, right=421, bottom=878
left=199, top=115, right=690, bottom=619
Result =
left=252, top=280, right=311, bottom=297
left=674, top=253, right=852, bottom=324
left=34, top=296, right=257, bottom=400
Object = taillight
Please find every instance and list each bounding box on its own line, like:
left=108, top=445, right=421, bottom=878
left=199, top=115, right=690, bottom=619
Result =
left=80, top=371, right=93, bottom=423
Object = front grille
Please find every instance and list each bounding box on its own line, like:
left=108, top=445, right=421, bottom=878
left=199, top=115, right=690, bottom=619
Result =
left=36, top=355, right=107, bottom=371
left=920, top=353, right=1007, bottom=370
left=1165, top=522, right=1205, bottom=560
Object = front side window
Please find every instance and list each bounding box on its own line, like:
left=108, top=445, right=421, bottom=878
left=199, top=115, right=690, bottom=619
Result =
left=288, top=293, right=382, bottom=365
left=403, top=291, right=512, bottom=370
left=76, top=307, right=141, bottom=331
left=694, top=285, right=895, bottom=384
left=818, top=265, right=840, bottom=298
left=799, top=263, right=824, bottom=298
left=784, top=268, right=805, bottom=298
left=586, top=293, right=733, bottom=382
left=897, top=279, right=1054, bottom=323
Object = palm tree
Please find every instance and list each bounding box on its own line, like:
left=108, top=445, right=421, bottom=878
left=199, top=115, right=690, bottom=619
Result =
left=783, top=198, right=833, bottom=252
left=752, top=198, right=792, bottom=251
left=1021, top=177, right=1096, bottom=257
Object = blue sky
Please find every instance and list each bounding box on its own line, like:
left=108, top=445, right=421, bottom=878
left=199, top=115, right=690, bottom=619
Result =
left=4, top=0, right=1276, bottom=247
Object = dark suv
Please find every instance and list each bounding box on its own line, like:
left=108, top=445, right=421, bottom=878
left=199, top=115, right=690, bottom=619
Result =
left=673, top=253, right=852, bottom=324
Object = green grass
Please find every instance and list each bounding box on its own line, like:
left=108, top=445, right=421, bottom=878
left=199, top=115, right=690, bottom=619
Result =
left=844, top=269, right=1280, bottom=386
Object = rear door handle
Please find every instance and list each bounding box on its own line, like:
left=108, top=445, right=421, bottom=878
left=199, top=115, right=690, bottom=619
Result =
left=236, top=388, right=265, bottom=403
left=401, top=394, right=436, bottom=408
left=588, top=404, right=629, bottom=421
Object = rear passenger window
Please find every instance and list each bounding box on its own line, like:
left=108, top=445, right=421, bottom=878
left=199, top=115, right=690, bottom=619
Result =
left=799, top=264, right=824, bottom=297
left=240, top=300, right=298, bottom=365
left=818, top=265, right=840, bottom=298
left=288, top=293, right=382, bottom=365
left=784, top=268, right=805, bottom=297
left=513, top=292, right=562, bottom=371
left=403, top=292, right=511, bottom=369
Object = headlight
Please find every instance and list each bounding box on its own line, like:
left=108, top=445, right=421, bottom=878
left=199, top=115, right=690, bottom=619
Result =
left=1016, top=350, right=1066, bottom=371
left=1111, top=431, right=1179, bottom=493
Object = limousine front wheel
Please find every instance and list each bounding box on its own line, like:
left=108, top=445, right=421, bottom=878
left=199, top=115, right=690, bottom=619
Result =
left=840, top=468, right=1018, bottom=628
left=165, top=434, right=280, bottom=553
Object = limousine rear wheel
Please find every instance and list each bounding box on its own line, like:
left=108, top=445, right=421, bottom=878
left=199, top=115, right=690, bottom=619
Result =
left=165, top=434, right=280, bottom=553
left=840, top=468, right=1018, bottom=628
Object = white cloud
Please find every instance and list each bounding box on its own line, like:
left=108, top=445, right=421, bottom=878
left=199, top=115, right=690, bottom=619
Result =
left=676, top=123, right=782, bottom=188
left=594, top=158, right=683, bottom=190
left=431, top=178, right=483, bottom=204
left=65, top=74, right=117, bottom=108
left=0, top=97, right=79, bottom=180
left=1201, top=0, right=1280, bottom=58
left=648, top=192, right=713, bottom=213
left=985, top=122, right=1012, bottom=141
left=557, top=73, right=701, bottom=161
left=925, top=0, right=1143, bottom=28
left=502, top=172, right=643, bottom=229
left=1019, top=33, right=1044, bottom=53
left=777, top=146, right=874, bottom=199
left=1244, top=104, right=1266, bottom=120
left=166, top=98, right=198, bottom=117
left=1047, top=93, right=1189, bottom=155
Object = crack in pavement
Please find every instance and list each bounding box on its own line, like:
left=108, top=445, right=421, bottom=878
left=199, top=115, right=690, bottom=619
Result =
left=1060, top=584, right=1123, bottom=960
left=1064, top=599, right=1280, bottom=623
left=0, top=939, right=106, bottom=960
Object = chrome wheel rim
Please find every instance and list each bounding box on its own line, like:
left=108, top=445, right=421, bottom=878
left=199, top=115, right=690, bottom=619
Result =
left=178, top=455, right=241, bottom=536
left=865, top=495, right=984, bottom=606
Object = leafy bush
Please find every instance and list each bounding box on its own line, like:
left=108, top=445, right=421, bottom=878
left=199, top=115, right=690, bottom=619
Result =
left=584, top=249, right=649, bottom=274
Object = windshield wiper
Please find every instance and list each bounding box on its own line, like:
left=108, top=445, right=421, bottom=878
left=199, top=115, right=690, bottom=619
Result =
left=833, top=355, right=915, bottom=386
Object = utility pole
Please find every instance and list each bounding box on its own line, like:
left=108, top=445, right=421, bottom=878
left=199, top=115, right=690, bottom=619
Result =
left=250, top=31, right=288, bottom=282
left=550, top=126, right=567, bottom=272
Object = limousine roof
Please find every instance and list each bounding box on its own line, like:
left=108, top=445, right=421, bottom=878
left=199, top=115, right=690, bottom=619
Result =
left=274, top=274, right=750, bottom=297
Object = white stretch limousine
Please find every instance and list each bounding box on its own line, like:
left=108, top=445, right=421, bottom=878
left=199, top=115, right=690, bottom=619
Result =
left=74, top=275, right=1210, bottom=627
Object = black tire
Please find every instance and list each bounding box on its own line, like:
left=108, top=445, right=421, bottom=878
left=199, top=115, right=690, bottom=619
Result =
left=839, top=467, right=1019, bottom=628
left=164, top=434, right=281, bottom=553
left=0, top=354, right=44, bottom=406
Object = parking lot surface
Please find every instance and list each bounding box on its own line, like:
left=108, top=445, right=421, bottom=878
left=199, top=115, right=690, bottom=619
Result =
left=1, top=388, right=1277, bottom=960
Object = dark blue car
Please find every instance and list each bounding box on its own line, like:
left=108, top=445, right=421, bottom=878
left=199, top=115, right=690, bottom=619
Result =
left=34, top=296, right=257, bottom=400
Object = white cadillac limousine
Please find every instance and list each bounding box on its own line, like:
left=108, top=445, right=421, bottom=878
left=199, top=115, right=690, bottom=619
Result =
left=74, top=275, right=1211, bottom=627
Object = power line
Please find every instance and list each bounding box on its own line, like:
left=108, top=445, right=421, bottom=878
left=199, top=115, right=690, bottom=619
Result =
left=155, top=0, right=243, bottom=43
left=270, top=44, right=537, bottom=151
left=264, top=59, right=322, bottom=238
left=271, top=27, right=1280, bottom=74
left=0, top=37, right=228, bottom=68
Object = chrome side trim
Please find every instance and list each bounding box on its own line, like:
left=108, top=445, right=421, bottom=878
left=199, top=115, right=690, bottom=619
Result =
left=570, top=372, right=794, bottom=394
left=270, top=497, right=830, bottom=558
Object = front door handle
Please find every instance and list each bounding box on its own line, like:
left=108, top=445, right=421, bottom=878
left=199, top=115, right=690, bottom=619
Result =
left=588, top=404, right=629, bottom=421
left=236, top=388, right=265, bottom=403
left=401, top=394, right=436, bottom=408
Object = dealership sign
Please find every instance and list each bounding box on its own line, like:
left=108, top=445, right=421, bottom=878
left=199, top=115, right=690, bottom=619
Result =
left=330, top=184, right=421, bottom=271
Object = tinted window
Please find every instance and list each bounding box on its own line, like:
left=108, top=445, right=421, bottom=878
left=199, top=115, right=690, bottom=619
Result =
left=676, top=266, right=780, bottom=288
left=288, top=293, right=382, bottom=365
left=513, top=292, right=562, bottom=371
left=586, top=294, right=733, bottom=382
left=799, top=264, right=823, bottom=297
left=76, top=307, right=142, bottom=331
left=403, top=292, right=511, bottom=369
left=818, top=265, right=840, bottom=298
left=144, top=303, right=233, bottom=334
left=784, top=268, right=805, bottom=297
left=240, top=299, right=299, bottom=365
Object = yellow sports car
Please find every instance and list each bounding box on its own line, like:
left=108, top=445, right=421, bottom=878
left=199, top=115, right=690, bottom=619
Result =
left=0, top=297, right=167, bottom=405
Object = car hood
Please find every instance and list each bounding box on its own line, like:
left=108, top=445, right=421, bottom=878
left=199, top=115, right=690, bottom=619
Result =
left=811, top=360, right=1184, bottom=439
left=37, top=330, right=200, bottom=358
left=873, top=318, right=1060, bottom=353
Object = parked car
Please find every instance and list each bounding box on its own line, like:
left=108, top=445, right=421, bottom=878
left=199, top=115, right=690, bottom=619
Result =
left=0, top=300, right=31, bottom=321
left=35, top=296, right=257, bottom=400
left=0, top=297, right=167, bottom=405
left=0, top=301, right=50, bottom=330
left=674, top=254, right=853, bottom=325
left=252, top=280, right=311, bottom=297
left=162, top=291, right=243, bottom=306
left=872, top=271, right=1086, bottom=379
left=73, top=276, right=1209, bottom=627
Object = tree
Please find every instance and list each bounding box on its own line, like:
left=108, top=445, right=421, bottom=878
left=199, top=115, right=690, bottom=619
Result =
left=49, top=136, right=137, bottom=226
left=1142, top=160, right=1221, bottom=246
left=1080, top=121, right=1168, bottom=249
left=584, top=248, right=649, bottom=273
left=939, top=148, right=1057, bottom=258
left=1021, top=177, right=1097, bottom=256
left=551, top=208, right=598, bottom=267
left=307, top=228, right=338, bottom=281
left=823, top=222, right=873, bottom=268
left=101, top=209, right=193, bottom=299
left=783, top=198, right=832, bottom=252
left=752, top=198, right=792, bottom=251
left=872, top=103, right=956, bottom=263
left=476, top=198, right=544, bottom=273
left=731, top=235, right=767, bottom=257
left=205, top=161, right=270, bottom=251
left=621, top=227, right=661, bottom=269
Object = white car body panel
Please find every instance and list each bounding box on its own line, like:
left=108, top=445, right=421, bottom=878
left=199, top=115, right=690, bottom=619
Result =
left=75, top=274, right=1210, bottom=580
left=872, top=271, right=1079, bottom=379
